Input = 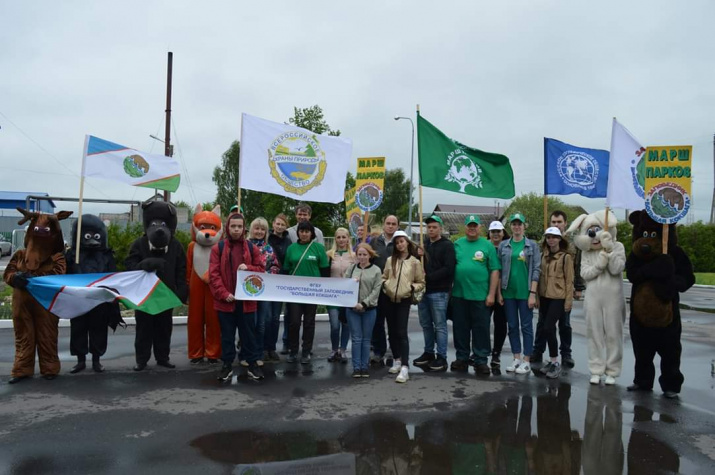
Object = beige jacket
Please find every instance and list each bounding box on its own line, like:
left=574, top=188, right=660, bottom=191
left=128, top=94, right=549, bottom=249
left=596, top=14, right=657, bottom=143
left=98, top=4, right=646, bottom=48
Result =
left=382, top=255, right=426, bottom=302
left=537, top=249, right=574, bottom=310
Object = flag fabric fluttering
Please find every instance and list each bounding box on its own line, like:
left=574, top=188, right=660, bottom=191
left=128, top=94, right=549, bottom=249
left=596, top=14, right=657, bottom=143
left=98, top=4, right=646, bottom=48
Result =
left=239, top=113, right=353, bottom=203
left=82, top=135, right=181, bottom=192
left=606, top=119, right=646, bottom=210
left=544, top=138, right=609, bottom=198
left=417, top=114, right=515, bottom=199
left=25, top=271, right=182, bottom=319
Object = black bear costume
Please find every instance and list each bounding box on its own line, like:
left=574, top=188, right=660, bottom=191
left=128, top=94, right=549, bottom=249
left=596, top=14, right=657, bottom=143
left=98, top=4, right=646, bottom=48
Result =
left=125, top=201, right=188, bottom=371
left=626, top=210, right=694, bottom=397
left=65, top=215, right=122, bottom=373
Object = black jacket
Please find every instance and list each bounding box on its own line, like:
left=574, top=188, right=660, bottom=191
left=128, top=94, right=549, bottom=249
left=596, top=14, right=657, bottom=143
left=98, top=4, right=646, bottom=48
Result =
left=370, top=234, right=394, bottom=271
left=268, top=230, right=291, bottom=268
left=423, top=236, right=456, bottom=294
left=125, top=236, right=188, bottom=303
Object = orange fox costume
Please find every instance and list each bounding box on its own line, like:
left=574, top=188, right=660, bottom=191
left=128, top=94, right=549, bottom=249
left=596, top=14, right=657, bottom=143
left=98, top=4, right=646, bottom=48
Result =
left=186, top=205, right=223, bottom=361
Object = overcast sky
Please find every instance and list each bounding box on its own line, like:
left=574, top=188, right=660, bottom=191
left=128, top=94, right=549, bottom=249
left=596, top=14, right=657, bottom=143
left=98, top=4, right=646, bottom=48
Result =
left=2, top=0, right=714, bottom=224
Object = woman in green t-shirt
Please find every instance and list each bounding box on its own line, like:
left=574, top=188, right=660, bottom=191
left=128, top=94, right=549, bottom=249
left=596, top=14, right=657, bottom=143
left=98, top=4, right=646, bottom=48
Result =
left=283, top=221, right=330, bottom=364
left=497, top=213, right=541, bottom=375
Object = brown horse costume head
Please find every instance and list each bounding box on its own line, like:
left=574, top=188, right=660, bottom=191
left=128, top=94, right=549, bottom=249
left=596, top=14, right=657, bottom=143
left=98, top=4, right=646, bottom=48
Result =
left=17, top=207, right=72, bottom=271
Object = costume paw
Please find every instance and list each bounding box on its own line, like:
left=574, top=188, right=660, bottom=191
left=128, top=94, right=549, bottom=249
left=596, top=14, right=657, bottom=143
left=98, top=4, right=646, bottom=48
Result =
left=11, top=272, right=29, bottom=289
left=599, top=231, right=614, bottom=251
left=137, top=257, right=165, bottom=272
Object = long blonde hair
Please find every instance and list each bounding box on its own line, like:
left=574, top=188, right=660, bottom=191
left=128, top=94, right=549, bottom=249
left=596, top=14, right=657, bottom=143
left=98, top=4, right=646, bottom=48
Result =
left=327, top=227, right=354, bottom=259
left=249, top=217, right=269, bottom=240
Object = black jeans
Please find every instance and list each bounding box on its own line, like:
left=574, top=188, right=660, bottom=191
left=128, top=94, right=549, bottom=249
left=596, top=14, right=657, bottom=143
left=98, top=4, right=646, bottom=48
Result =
left=451, top=297, right=490, bottom=365
left=384, top=298, right=411, bottom=365
left=535, top=305, right=572, bottom=358
left=371, top=292, right=389, bottom=358
left=490, top=301, right=507, bottom=355
left=629, top=313, right=684, bottom=392
left=287, top=303, right=317, bottom=354
left=538, top=297, right=566, bottom=358
left=135, top=309, right=173, bottom=364
left=218, top=305, right=259, bottom=365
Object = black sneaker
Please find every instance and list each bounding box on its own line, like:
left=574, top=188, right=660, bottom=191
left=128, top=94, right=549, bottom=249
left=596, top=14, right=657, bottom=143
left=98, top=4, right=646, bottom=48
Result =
left=361, top=369, right=370, bottom=378
left=352, top=369, right=362, bottom=378
left=286, top=353, right=298, bottom=363
left=490, top=354, right=501, bottom=368
left=540, top=362, right=554, bottom=375
left=530, top=353, right=543, bottom=364
left=280, top=345, right=289, bottom=355
left=413, top=352, right=435, bottom=367
left=546, top=363, right=561, bottom=379
left=207, top=358, right=219, bottom=365
left=300, top=352, right=311, bottom=364
left=428, top=356, right=448, bottom=372
left=562, top=356, right=575, bottom=368
left=475, top=364, right=491, bottom=375
left=450, top=359, right=469, bottom=372
left=190, top=358, right=203, bottom=365
left=217, top=365, right=233, bottom=382
left=247, top=365, right=264, bottom=380
left=268, top=351, right=280, bottom=362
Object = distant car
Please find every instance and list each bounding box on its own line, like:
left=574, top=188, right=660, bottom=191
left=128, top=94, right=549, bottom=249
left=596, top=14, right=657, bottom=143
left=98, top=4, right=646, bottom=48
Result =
left=0, top=236, right=11, bottom=256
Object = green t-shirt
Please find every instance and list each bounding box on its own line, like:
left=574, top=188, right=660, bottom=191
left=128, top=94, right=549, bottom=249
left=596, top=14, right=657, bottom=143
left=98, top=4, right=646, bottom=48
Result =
left=284, top=241, right=329, bottom=277
left=503, top=238, right=530, bottom=300
left=453, top=237, right=501, bottom=301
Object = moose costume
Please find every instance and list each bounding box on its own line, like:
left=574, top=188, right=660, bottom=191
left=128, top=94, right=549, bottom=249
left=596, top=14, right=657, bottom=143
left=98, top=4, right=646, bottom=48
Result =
left=65, top=215, right=122, bottom=373
left=125, top=201, right=188, bottom=371
left=626, top=210, right=694, bottom=398
left=186, top=204, right=223, bottom=364
left=567, top=209, right=626, bottom=385
left=3, top=208, right=72, bottom=383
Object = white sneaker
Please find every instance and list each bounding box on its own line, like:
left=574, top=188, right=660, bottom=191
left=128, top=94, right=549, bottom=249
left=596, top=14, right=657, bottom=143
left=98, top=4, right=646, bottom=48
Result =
left=256, top=360, right=264, bottom=367
left=388, top=361, right=402, bottom=374
left=604, top=376, right=616, bottom=385
left=515, top=362, right=531, bottom=374
left=590, top=374, right=601, bottom=385
left=396, top=366, right=409, bottom=383
left=506, top=359, right=521, bottom=372
left=240, top=360, right=249, bottom=367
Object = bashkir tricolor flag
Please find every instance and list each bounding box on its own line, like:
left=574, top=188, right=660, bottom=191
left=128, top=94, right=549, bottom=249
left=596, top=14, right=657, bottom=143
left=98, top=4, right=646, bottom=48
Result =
left=417, top=114, right=515, bottom=199
left=25, top=271, right=182, bottom=319
left=239, top=113, right=352, bottom=203
left=82, top=135, right=181, bottom=192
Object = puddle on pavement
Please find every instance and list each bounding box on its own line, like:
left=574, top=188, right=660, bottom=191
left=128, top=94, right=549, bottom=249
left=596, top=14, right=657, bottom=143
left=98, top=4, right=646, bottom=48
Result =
left=189, top=382, right=689, bottom=474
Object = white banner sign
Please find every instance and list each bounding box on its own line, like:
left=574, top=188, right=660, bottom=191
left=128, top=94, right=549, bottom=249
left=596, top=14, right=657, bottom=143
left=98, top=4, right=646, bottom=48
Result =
left=236, top=271, right=359, bottom=306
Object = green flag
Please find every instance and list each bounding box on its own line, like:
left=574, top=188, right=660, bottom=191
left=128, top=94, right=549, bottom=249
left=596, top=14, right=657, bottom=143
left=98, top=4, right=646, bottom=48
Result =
left=417, top=114, right=515, bottom=199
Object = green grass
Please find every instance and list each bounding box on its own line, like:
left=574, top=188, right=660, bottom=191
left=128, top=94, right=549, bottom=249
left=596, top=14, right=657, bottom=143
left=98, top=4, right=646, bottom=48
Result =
left=695, top=273, right=715, bottom=285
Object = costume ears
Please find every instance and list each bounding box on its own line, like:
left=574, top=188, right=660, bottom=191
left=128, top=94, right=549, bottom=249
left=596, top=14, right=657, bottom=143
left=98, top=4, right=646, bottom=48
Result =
left=566, top=214, right=588, bottom=235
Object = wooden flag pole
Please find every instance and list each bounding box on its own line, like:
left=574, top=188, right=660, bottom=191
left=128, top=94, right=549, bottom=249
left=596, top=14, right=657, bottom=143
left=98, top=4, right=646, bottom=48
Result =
left=662, top=224, right=669, bottom=255
left=543, top=195, right=548, bottom=231
left=604, top=206, right=610, bottom=230
left=75, top=176, right=85, bottom=265
left=237, top=114, right=245, bottom=213
left=419, top=185, right=424, bottom=265
left=363, top=211, right=369, bottom=245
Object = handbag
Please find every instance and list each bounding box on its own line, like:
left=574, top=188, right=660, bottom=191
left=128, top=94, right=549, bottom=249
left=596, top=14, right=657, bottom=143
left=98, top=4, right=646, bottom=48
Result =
left=410, top=258, right=425, bottom=304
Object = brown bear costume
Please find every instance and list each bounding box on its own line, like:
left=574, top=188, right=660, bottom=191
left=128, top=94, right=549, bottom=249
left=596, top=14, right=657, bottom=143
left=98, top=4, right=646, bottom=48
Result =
left=625, top=210, right=694, bottom=397
left=3, top=208, right=72, bottom=383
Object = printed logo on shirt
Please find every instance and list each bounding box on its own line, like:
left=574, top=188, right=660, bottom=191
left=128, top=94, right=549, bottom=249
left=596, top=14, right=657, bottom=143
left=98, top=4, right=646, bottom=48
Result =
left=473, top=250, right=484, bottom=262
left=307, top=255, right=317, bottom=261
left=518, top=250, right=526, bottom=262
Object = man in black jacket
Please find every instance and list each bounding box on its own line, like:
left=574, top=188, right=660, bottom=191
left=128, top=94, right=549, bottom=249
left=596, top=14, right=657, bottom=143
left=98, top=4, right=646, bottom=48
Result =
left=414, top=215, right=455, bottom=372
left=369, top=214, right=399, bottom=366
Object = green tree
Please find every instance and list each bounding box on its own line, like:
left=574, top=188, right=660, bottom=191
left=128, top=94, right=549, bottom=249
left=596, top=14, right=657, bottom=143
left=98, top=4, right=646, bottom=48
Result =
left=374, top=168, right=410, bottom=223
left=288, top=105, right=341, bottom=136
left=502, top=192, right=587, bottom=239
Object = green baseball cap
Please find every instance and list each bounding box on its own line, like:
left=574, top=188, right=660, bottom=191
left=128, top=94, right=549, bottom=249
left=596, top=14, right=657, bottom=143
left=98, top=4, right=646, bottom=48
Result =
left=425, top=215, right=443, bottom=225
left=509, top=213, right=526, bottom=223
left=464, top=214, right=481, bottom=225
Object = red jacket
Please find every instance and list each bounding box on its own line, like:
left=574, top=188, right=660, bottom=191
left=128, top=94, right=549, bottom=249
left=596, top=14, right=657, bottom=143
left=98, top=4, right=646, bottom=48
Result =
left=209, top=238, right=264, bottom=313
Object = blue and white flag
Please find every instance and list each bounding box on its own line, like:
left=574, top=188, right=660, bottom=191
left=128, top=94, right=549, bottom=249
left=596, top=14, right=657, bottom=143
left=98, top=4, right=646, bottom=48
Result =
left=544, top=138, right=609, bottom=198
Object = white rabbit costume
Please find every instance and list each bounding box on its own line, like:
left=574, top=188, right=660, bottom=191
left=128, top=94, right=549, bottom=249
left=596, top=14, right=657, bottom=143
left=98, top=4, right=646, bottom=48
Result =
left=567, top=209, right=626, bottom=380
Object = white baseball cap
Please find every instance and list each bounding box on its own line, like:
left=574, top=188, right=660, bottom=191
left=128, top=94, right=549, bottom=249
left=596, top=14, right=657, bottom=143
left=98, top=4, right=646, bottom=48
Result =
left=544, top=226, right=562, bottom=237
left=392, top=230, right=410, bottom=240
left=488, top=221, right=505, bottom=231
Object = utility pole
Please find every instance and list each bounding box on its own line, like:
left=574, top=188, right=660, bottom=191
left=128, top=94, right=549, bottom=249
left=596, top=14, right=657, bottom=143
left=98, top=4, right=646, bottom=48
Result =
left=163, top=52, right=173, bottom=202
left=711, top=134, right=715, bottom=224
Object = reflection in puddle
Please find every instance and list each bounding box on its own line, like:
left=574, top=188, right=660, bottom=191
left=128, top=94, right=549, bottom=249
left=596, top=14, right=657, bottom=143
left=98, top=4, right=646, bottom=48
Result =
left=190, top=383, right=682, bottom=474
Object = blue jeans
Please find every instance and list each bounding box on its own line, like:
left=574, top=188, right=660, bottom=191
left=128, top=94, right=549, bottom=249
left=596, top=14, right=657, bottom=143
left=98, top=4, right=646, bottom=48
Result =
left=347, top=308, right=376, bottom=370
left=503, top=299, right=534, bottom=357
left=255, top=301, right=270, bottom=356
left=263, top=301, right=283, bottom=352
left=218, top=306, right=259, bottom=365
left=328, top=308, right=350, bottom=351
left=418, top=292, right=449, bottom=358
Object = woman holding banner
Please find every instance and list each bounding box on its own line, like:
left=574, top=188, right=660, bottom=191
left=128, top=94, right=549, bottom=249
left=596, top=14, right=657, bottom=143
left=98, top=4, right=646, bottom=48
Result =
left=283, top=221, right=330, bottom=364
left=382, top=230, right=425, bottom=383
left=326, top=228, right=355, bottom=363
left=345, top=243, right=382, bottom=378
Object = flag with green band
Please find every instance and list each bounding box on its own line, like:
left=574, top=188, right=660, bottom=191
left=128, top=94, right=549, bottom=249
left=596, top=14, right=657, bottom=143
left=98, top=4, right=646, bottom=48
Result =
left=417, top=114, right=515, bottom=199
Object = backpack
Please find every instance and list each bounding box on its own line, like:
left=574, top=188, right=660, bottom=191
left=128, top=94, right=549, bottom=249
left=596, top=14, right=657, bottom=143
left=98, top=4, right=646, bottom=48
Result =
left=218, top=239, right=254, bottom=261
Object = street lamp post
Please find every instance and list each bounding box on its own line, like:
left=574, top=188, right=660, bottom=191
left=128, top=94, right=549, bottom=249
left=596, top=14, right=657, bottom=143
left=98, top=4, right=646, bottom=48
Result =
left=394, top=116, right=415, bottom=234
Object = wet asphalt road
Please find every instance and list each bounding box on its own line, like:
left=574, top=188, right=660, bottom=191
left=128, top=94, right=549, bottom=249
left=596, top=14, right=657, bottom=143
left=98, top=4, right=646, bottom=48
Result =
left=1, top=299, right=715, bottom=473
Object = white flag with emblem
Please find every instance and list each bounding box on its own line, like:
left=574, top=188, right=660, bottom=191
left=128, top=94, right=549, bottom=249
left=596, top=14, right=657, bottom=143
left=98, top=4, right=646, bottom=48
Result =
left=606, top=119, right=646, bottom=210
left=239, top=113, right=353, bottom=203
